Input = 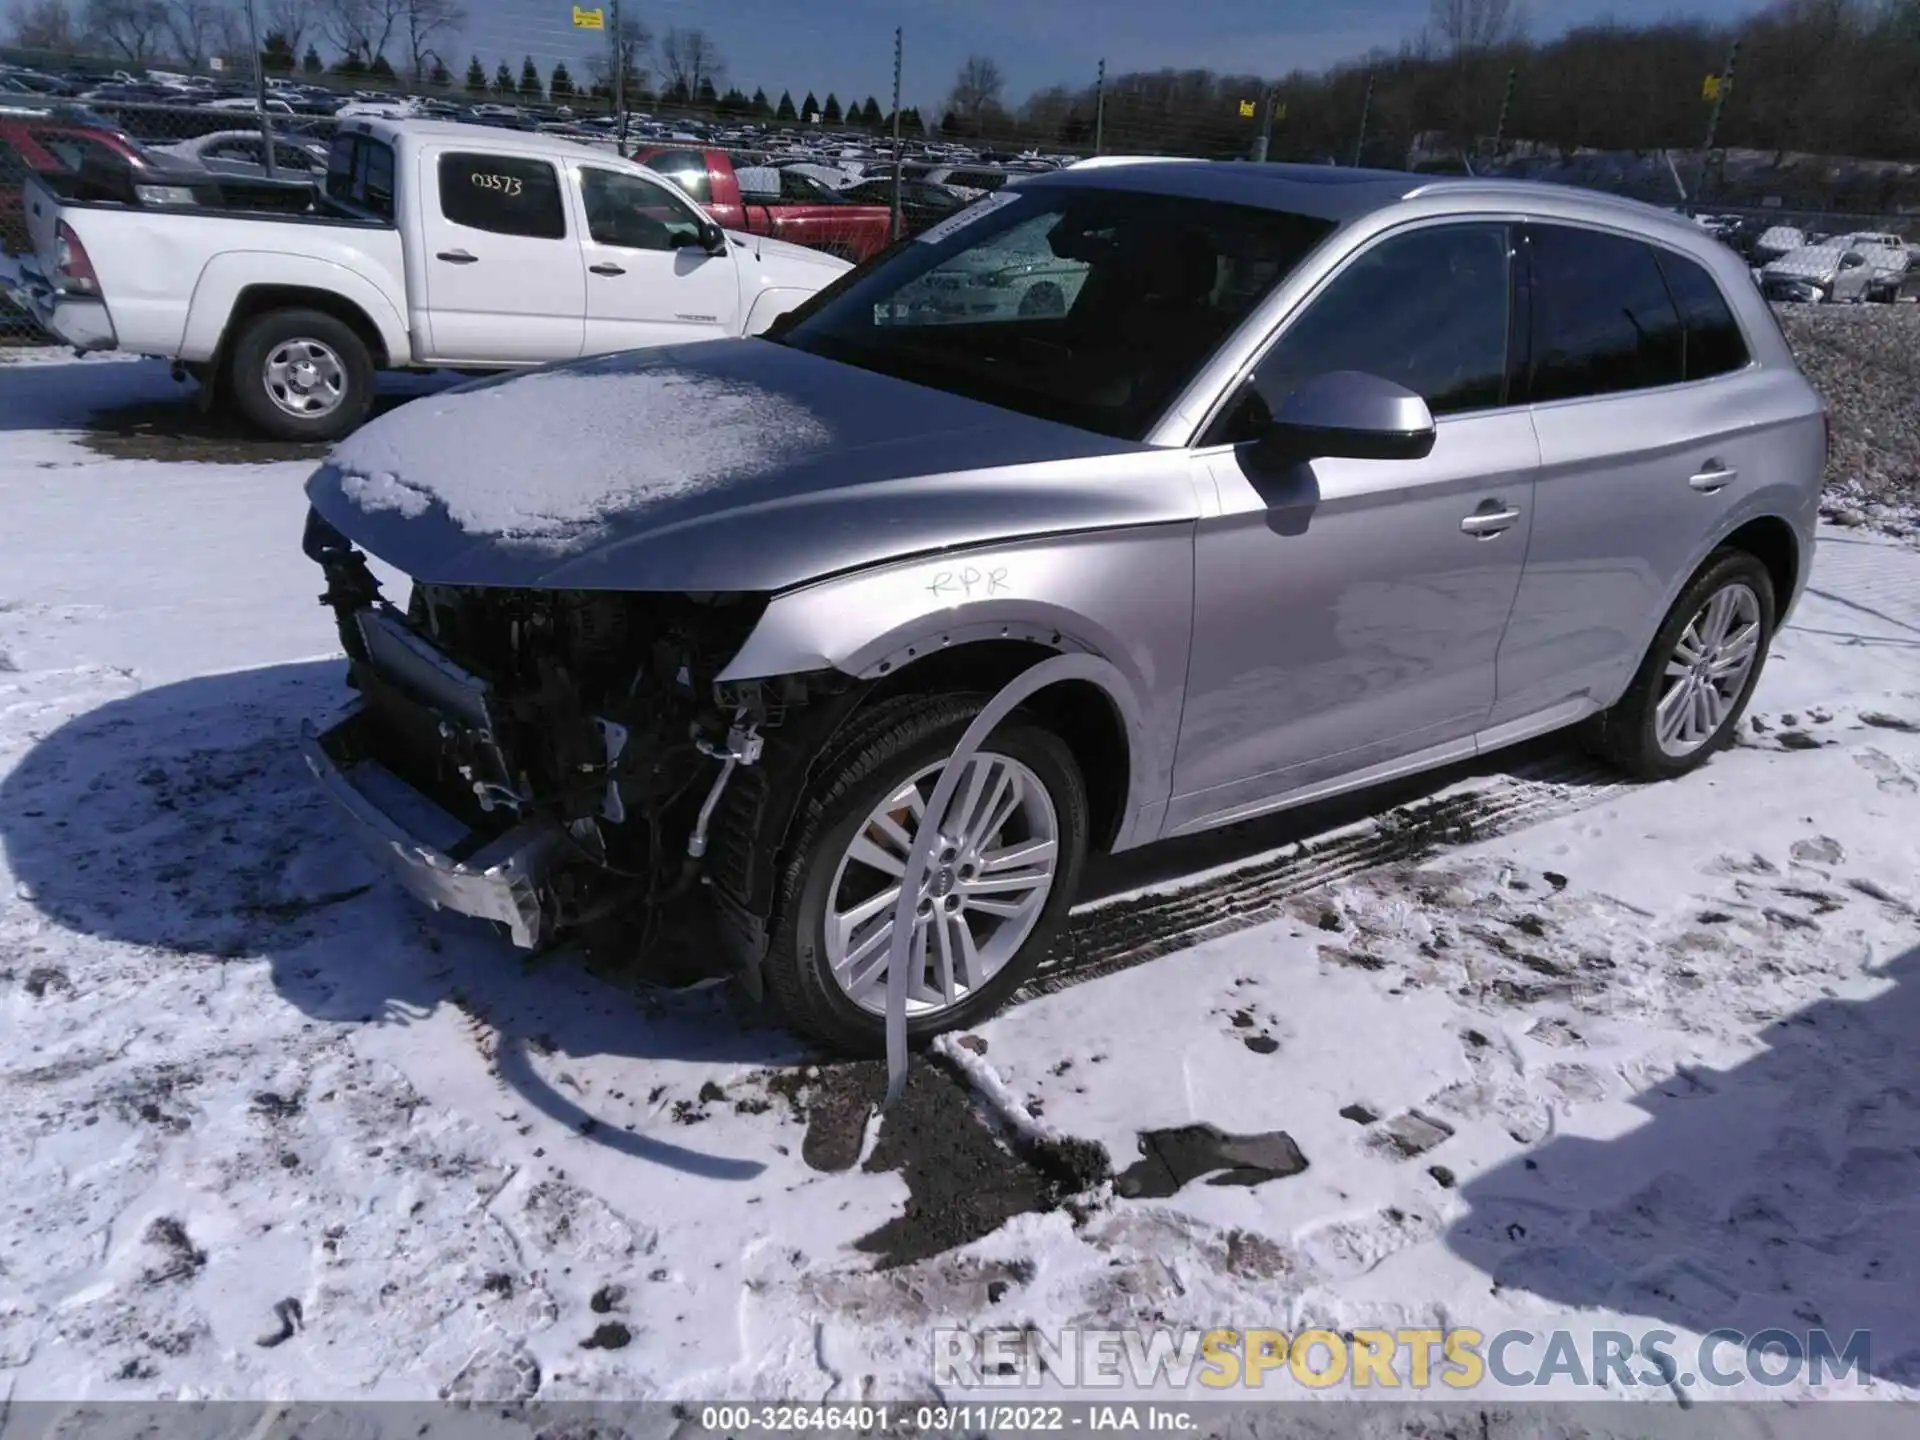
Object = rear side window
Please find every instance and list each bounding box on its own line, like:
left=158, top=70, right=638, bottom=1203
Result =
left=438, top=153, right=565, bottom=239
left=1653, top=248, right=1750, bottom=380
left=1528, top=225, right=1684, bottom=402
left=30, top=131, right=120, bottom=171
left=647, top=149, right=711, bottom=205
left=326, top=135, right=395, bottom=220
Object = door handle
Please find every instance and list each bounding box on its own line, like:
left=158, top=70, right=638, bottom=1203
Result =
left=1460, top=505, right=1521, bottom=537
left=589, top=262, right=626, bottom=276
left=1689, top=463, right=1737, bottom=493
left=435, top=249, right=478, bottom=264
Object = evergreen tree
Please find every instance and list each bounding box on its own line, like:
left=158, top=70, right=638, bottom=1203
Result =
left=549, top=62, right=574, bottom=101
left=801, top=90, right=820, bottom=120
left=667, top=77, right=690, bottom=105
left=494, top=61, right=514, bottom=94
left=775, top=89, right=796, bottom=121
left=261, top=33, right=296, bottom=73
left=302, top=45, right=323, bottom=75
left=822, top=93, right=842, bottom=123
left=695, top=75, right=719, bottom=109
left=465, top=56, right=487, bottom=94
left=518, top=56, right=543, bottom=99
left=751, top=86, right=772, bottom=117
left=369, top=54, right=395, bottom=79
left=429, top=57, right=453, bottom=88
left=335, top=54, right=368, bottom=79
left=859, top=95, right=882, bottom=127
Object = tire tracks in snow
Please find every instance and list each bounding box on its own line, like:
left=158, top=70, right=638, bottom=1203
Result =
left=1021, top=749, right=1634, bottom=1004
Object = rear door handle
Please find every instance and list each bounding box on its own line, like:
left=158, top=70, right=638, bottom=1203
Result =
left=589, top=262, right=626, bottom=276
left=1460, top=505, right=1522, bottom=537
left=1689, top=463, right=1737, bottom=493
left=435, top=249, right=478, bottom=264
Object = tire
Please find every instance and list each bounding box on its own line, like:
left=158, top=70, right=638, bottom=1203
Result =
left=1585, top=549, right=1777, bottom=781
left=762, top=693, right=1089, bottom=1055
left=227, top=308, right=374, bottom=443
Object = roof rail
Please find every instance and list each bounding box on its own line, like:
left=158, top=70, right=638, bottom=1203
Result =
left=1399, top=175, right=1687, bottom=217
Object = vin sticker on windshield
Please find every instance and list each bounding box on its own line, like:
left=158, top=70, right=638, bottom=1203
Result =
left=916, top=190, right=1022, bottom=245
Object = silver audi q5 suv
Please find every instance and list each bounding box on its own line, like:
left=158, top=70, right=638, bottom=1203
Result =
left=300, top=161, right=1827, bottom=1054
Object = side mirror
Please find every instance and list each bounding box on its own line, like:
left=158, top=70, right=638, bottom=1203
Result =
left=1251, top=370, right=1436, bottom=466
left=700, top=219, right=727, bottom=255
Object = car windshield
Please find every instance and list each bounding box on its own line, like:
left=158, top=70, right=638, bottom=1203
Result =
left=769, top=184, right=1334, bottom=440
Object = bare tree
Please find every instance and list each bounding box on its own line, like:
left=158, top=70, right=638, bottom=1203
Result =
left=585, top=10, right=650, bottom=93
left=84, top=0, right=169, bottom=62
left=1429, top=0, right=1526, bottom=56
left=659, top=26, right=724, bottom=97
left=947, top=53, right=1005, bottom=123
left=319, top=0, right=406, bottom=68
left=7, top=0, right=81, bottom=49
left=160, top=0, right=222, bottom=66
left=400, top=0, right=464, bottom=84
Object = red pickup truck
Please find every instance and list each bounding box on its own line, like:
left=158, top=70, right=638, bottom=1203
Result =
left=633, top=146, right=895, bottom=263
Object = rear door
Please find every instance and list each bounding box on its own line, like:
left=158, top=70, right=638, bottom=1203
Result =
left=573, top=163, right=740, bottom=351
left=415, top=146, right=585, bottom=363
left=1491, top=224, right=1758, bottom=726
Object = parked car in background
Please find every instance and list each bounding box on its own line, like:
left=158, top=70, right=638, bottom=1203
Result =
left=148, top=129, right=331, bottom=179
left=1752, top=225, right=1807, bottom=264
left=838, top=176, right=969, bottom=233
left=1760, top=241, right=1901, bottom=303
left=637, top=146, right=895, bottom=261
left=296, top=163, right=1821, bottom=1055
left=10, top=119, right=849, bottom=438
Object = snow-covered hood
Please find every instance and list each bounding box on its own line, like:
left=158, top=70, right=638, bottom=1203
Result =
left=305, top=340, right=1172, bottom=593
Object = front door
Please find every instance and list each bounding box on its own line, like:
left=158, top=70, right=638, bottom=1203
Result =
left=574, top=165, right=742, bottom=352
left=416, top=147, right=585, bottom=363
left=1169, top=220, right=1538, bottom=834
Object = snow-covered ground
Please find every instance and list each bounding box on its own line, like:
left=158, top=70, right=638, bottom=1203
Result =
left=3, top=352, right=1919, bottom=1417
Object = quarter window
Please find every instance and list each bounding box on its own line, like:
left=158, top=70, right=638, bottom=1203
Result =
left=579, top=167, right=704, bottom=250
left=438, top=153, right=566, bottom=239
left=1528, top=225, right=1684, bottom=402
left=1652, top=248, right=1750, bottom=380
left=1218, top=223, right=1513, bottom=442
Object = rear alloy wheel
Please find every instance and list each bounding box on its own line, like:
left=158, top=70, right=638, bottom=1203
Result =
left=228, top=307, right=374, bottom=442
left=763, top=695, right=1088, bottom=1055
left=1587, top=549, right=1777, bottom=781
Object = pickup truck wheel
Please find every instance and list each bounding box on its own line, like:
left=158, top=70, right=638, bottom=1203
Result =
left=763, top=694, right=1088, bottom=1055
left=1585, top=550, right=1776, bottom=781
left=228, top=309, right=373, bottom=442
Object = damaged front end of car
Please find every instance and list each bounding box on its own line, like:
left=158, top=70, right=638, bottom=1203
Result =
left=298, top=507, right=856, bottom=970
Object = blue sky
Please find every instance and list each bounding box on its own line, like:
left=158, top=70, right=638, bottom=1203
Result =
left=461, top=0, right=1758, bottom=113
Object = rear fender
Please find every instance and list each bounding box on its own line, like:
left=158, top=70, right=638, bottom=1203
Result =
left=717, top=524, right=1197, bottom=850
left=182, top=252, right=410, bottom=365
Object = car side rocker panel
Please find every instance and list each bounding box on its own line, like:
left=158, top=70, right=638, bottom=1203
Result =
left=717, top=522, right=1198, bottom=853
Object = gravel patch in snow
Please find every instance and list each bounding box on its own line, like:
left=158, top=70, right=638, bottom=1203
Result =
left=1775, top=303, right=1920, bottom=538
left=328, top=367, right=833, bottom=543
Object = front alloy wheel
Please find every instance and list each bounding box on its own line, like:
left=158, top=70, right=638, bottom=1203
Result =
left=761, top=694, right=1089, bottom=1055
left=825, top=751, right=1060, bottom=1015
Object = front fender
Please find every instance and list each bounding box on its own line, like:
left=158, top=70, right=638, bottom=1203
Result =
left=718, top=522, right=1197, bottom=851
left=181, top=251, right=410, bottom=365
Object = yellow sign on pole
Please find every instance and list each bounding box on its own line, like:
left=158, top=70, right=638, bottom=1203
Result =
left=1701, top=74, right=1721, bottom=100
left=572, top=5, right=604, bottom=29
left=1238, top=98, right=1255, bottom=118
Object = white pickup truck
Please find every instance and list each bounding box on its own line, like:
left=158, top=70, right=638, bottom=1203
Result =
left=8, top=118, right=852, bottom=439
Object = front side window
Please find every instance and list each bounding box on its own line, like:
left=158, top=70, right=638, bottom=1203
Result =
left=1653, top=248, right=1750, bottom=380
left=647, top=148, right=711, bottom=205
left=438, top=152, right=565, bottom=239
left=579, top=167, right=704, bottom=250
left=770, top=185, right=1334, bottom=440
left=1214, top=222, right=1513, bottom=442
left=1528, top=224, right=1684, bottom=402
